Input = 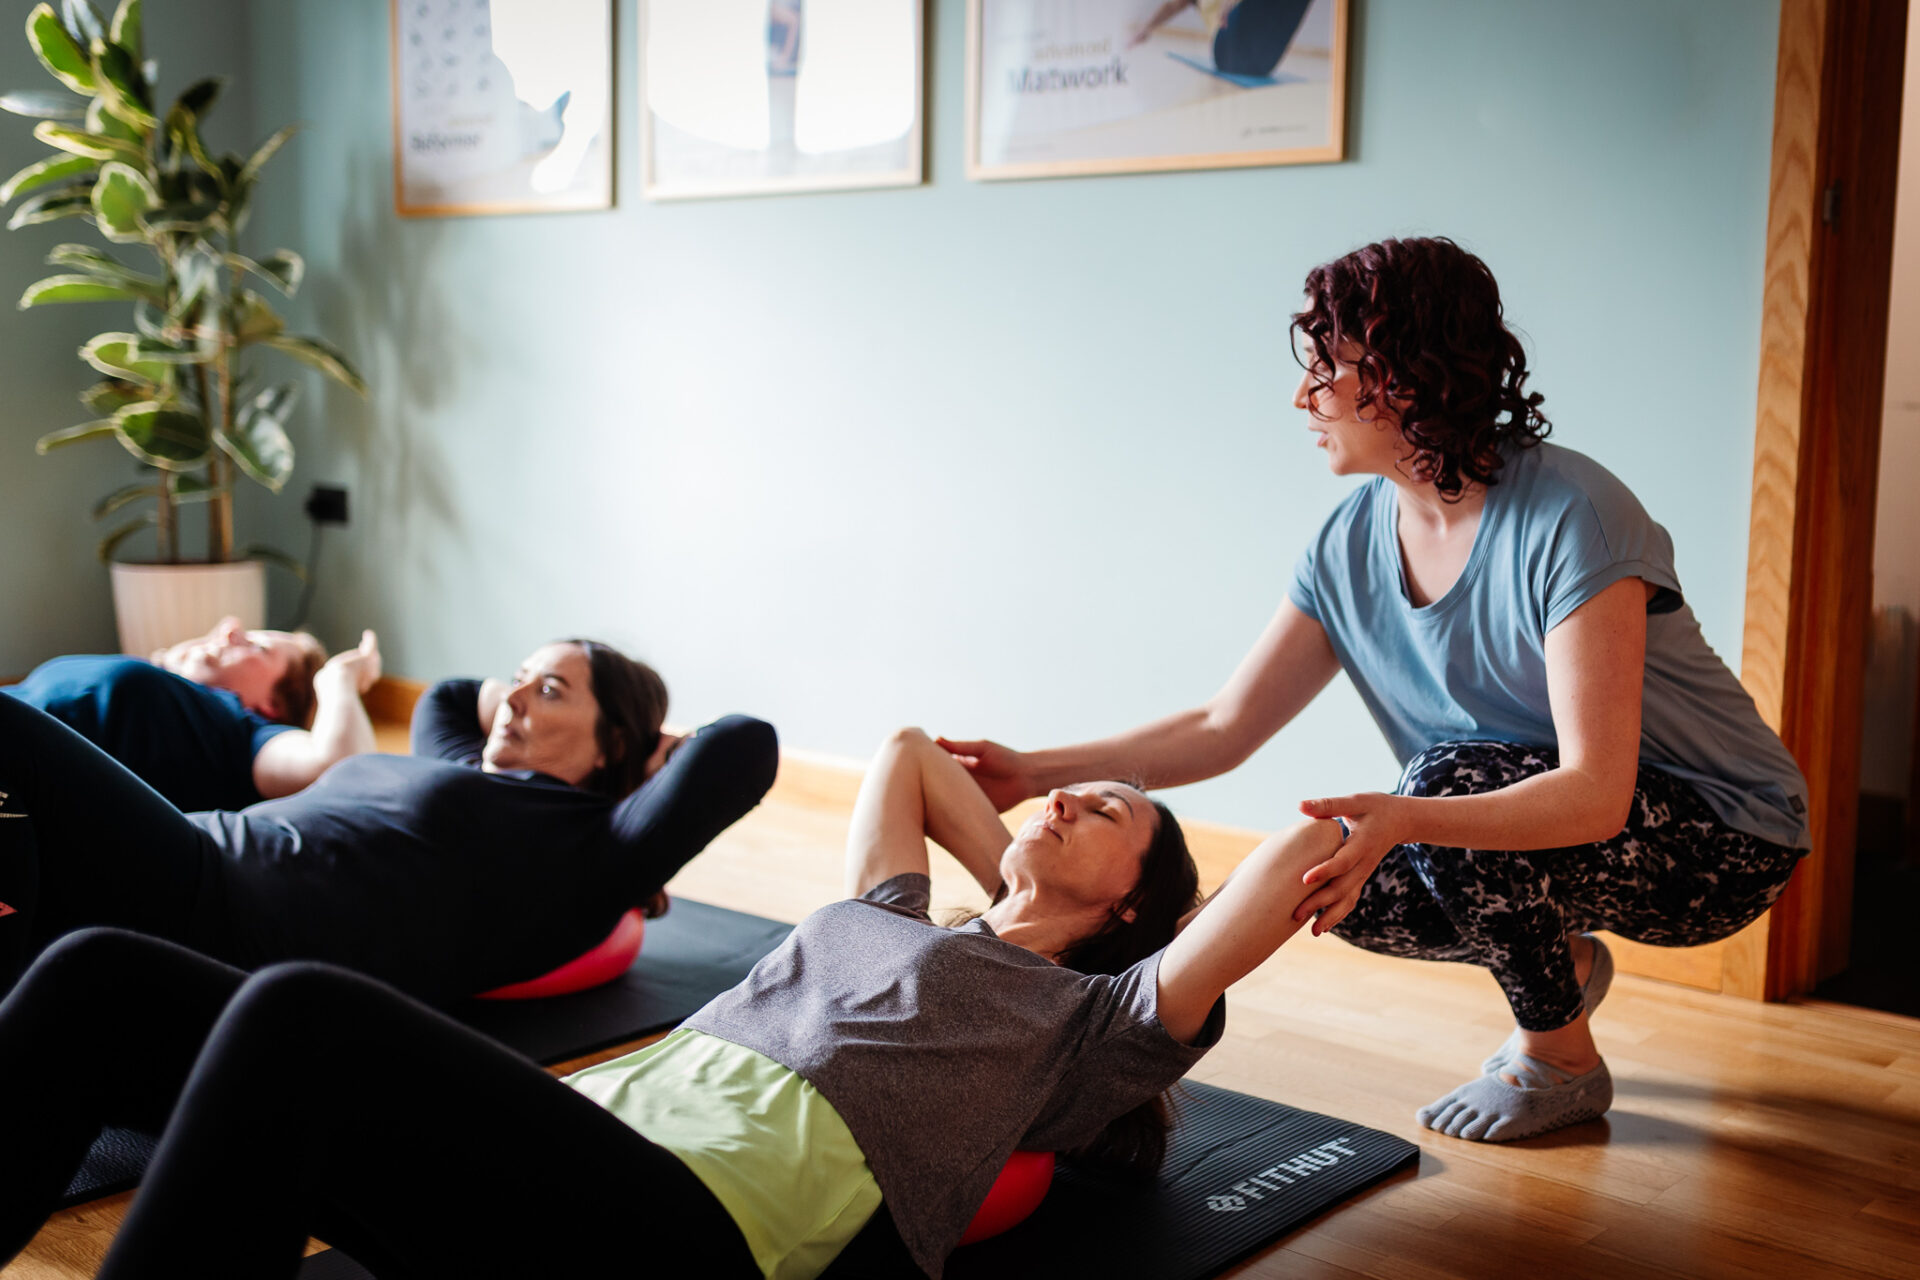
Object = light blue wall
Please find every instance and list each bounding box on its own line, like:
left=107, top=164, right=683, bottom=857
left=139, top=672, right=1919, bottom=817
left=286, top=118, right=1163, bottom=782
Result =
left=236, top=0, right=1780, bottom=831
left=0, top=0, right=255, bottom=671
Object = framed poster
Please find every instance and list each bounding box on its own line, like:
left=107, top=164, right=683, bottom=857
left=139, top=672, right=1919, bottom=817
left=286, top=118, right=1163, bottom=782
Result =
left=392, top=0, right=614, bottom=217
left=642, top=0, right=924, bottom=201
left=967, top=0, right=1347, bottom=181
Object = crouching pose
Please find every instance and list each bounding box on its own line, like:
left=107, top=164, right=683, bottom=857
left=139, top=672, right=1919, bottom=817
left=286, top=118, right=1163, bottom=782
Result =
left=3, top=617, right=380, bottom=809
left=0, top=727, right=1341, bottom=1279
left=0, top=639, right=776, bottom=1001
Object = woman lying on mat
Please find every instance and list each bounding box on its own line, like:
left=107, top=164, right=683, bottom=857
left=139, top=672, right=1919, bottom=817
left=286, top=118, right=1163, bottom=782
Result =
left=0, top=727, right=1341, bottom=1280
left=0, top=639, right=777, bottom=1002
left=3, top=618, right=380, bottom=810
left=941, top=236, right=1809, bottom=1144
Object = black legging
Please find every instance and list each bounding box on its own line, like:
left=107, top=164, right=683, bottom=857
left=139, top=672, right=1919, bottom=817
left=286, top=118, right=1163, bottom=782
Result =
left=1332, top=740, right=1802, bottom=1030
left=0, top=928, right=760, bottom=1279
left=0, top=697, right=223, bottom=989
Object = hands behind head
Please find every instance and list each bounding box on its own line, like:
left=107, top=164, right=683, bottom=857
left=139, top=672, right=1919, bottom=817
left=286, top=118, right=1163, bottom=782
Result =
left=318, top=629, right=382, bottom=697
left=1292, top=791, right=1407, bottom=935
left=935, top=736, right=1035, bottom=813
left=642, top=729, right=684, bottom=782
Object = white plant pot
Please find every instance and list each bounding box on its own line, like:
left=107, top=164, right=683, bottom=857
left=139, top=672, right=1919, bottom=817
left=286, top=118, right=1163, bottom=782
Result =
left=109, top=560, right=268, bottom=658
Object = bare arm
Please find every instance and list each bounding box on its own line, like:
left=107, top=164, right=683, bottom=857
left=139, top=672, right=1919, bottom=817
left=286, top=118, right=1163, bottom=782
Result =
left=1156, top=817, right=1346, bottom=1043
left=846, top=728, right=1016, bottom=899
left=252, top=630, right=382, bottom=799
left=1292, top=577, right=1651, bottom=931
left=941, top=599, right=1340, bottom=810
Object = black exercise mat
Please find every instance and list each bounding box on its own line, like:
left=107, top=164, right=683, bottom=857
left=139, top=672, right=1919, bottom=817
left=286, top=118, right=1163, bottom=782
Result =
left=452, top=898, right=793, bottom=1066
left=294, top=1084, right=1417, bottom=1280
left=943, top=1082, right=1420, bottom=1280
left=57, top=899, right=792, bottom=1209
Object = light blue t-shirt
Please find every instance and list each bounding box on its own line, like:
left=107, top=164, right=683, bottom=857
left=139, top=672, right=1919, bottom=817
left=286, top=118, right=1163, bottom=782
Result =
left=1288, top=442, right=1810, bottom=850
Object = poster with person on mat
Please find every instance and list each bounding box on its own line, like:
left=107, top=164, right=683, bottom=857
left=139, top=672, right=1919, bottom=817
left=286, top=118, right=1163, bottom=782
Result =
left=970, top=0, right=1347, bottom=179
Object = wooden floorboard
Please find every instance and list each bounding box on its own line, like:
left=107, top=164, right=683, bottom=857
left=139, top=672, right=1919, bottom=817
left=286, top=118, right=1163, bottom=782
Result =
left=9, top=749, right=1920, bottom=1278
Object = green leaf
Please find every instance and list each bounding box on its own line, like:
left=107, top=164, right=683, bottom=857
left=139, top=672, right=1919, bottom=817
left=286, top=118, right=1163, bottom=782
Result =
left=165, top=107, right=217, bottom=178
left=237, top=122, right=297, bottom=189
left=0, top=89, right=84, bottom=119
left=233, top=289, right=283, bottom=343
left=128, top=336, right=207, bottom=365
left=97, top=512, right=156, bottom=564
left=112, top=399, right=210, bottom=468
left=6, top=187, right=92, bottom=228
left=0, top=152, right=93, bottom=204
left=172, top=244, right=219, bottom=310
left=80, top=331, right=168, bottom=382
left=240, top=544, right=307, bottom=582
left=264, top=334, right=365, bottom=394
left=170, top=470, right=221, bottom=504
left=47, top=241, right=163, bottom=291
left=143, top=197, right=220, bottom=234
left=228, top=248, right=302, bottom=297
left=91, top=479, right=157, bottom=519
left=171, top=75, right=219, bottom=119
left=85, top=93, right=141, bottom=143
left=92, top=38, right=155, bottom=130
left=80, top=376, right=144, bottom=414
left=88, top=158, right=154, bottom=241
left=221, top=384, right=297, bottom=490
left=20, top=272, right=138, bottom=306
left=26, top=4, right=97, bottom=94
left=61, top=0, right=103, bottom=45
left=32, top=120, right=141, bottom=163
left=37, top=417, right=116, bottom=452
left=108, top=0, right=140, bottom=59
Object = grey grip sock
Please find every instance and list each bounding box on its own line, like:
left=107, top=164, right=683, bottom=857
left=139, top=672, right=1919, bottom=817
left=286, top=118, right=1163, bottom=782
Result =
left=1417, top=1054, right=1613, bottom=1142
left=1482, top=933, right=1614, bottom=1076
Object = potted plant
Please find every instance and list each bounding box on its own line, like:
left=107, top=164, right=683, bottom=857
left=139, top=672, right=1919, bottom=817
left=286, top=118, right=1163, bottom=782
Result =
left=2, top=0, right=364, bottom=655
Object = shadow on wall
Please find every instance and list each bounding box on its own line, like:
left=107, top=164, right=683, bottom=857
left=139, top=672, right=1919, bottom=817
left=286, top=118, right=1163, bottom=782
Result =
left=306, top=154, right=463, bottom=631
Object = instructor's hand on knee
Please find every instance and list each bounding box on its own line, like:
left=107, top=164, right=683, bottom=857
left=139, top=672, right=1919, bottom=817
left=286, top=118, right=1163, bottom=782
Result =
left=1293, top=792, right=1404, bottom=935
left=935, top=737, right=1034, bottom=813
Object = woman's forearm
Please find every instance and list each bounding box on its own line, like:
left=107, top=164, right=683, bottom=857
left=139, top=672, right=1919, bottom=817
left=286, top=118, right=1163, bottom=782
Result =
left=916, top=749, right=1017, bottom=896
left=1022, top=705, right=1259, bottom=794
left=1397, top=763, right=1633, bottom=852
left=308, top=669, right=377, bottom=765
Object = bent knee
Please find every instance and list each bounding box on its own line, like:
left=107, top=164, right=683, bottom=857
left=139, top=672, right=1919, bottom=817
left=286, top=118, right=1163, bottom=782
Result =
left=881, top=725, right=934, bottom=753
left=228, top=959, right=381, bottom=1027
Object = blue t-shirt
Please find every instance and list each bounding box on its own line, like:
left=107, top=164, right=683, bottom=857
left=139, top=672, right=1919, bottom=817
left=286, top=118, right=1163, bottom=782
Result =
left=1288, top=442, right=1810, bottom=850
left=2, top=655, right=292, bottom=812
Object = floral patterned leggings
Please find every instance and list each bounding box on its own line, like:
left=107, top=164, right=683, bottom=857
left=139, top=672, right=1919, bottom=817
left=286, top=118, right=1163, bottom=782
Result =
left=1330, top=740, right=1803, bottom=1031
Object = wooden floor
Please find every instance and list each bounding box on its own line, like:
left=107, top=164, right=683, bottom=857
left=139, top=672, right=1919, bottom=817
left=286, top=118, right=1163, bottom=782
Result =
left=10, top=742, right=1920, bottom=1279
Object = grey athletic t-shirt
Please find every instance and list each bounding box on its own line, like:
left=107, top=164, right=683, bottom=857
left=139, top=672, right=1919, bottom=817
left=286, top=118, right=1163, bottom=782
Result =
left=683, top=872, right=1225, bottom=1279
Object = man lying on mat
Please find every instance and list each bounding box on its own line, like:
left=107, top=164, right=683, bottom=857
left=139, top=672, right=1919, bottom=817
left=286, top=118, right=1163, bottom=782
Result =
left=0, top=725, right=1343, bottom=1280
left=2, top=617, right=380, bottom=810
left=0, top=639, right=776, bottom=1002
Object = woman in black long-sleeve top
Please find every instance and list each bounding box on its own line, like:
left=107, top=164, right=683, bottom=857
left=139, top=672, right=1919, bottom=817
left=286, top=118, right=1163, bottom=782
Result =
left=0, top=639, right=778, bottom=1001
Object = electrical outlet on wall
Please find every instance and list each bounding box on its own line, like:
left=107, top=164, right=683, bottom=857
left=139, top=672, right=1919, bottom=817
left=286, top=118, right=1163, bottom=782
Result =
left=305, top=485, right=349, bottom=525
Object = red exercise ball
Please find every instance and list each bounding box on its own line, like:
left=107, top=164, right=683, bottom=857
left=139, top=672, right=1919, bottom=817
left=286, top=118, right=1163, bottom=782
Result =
left=477, top=908, right=647, bottom=1000
left=958, top=1150, right=1055, bottom=1245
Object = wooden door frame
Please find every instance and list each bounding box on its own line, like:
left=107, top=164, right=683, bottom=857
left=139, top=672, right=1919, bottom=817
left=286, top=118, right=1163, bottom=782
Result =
left=1726, top=0, right=1910, bottom=1000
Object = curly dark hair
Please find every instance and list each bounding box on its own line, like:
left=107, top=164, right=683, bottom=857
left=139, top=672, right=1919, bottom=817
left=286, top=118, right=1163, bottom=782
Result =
left=1290, top=237, right=1551, bottom=500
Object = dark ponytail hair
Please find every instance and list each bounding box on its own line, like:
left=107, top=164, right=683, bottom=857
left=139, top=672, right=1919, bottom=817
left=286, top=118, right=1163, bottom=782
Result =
left=1057, top=799, right=1199, bottom=1176
left=562, top=638, right=668, bottom=801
